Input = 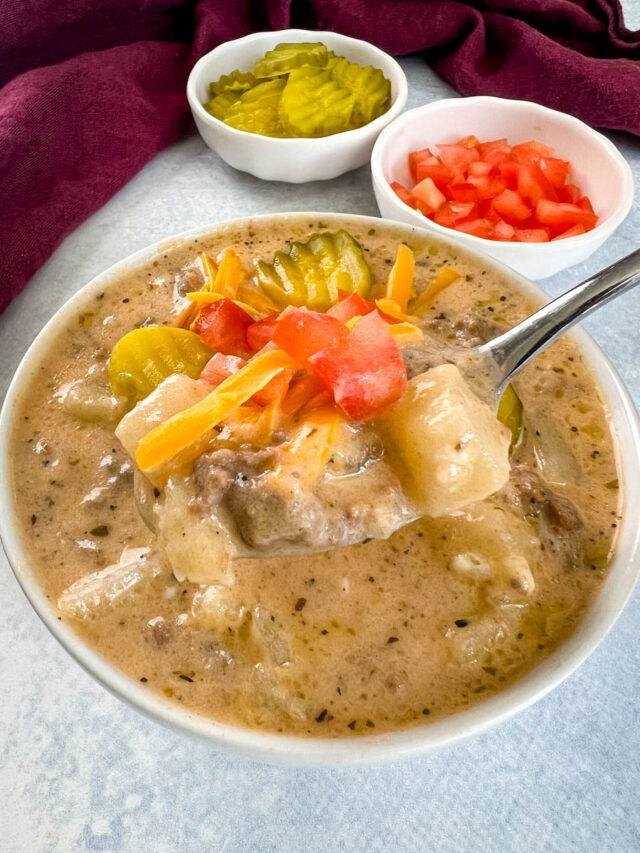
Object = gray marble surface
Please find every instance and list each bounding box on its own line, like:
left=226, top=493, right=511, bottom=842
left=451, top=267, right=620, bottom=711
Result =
left=1, top=51, right=640, bottom=853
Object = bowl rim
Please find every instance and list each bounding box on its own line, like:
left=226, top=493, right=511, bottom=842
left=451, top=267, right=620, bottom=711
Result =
left=186, top=28, right=408, bottom=146
left=1, top=211, right=639, bottom=767
left=370, top=95, right=635, bottom=251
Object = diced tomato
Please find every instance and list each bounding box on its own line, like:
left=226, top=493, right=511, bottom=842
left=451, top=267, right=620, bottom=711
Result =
left=578, top=196, right=595, bottom=214
left=487, top=176, right=508, bottom=197
left=517, top=163, right=557, bottom=205
left=408, top=148, right=434, bottom=181
left=280, top=372, right=326, bottom=415
left=246, top=313, right=280, bottom=352
left=492, top=219, right=516, bottom=241
left=538, top=157, right=570, bottom=188
left=468, top=160, right=493, bottom=177
left=199, top=352, right=246, bottom=388
left=482, top=147, right=512, bottom=169
left=194, top=298, right=253, bottom=357
left=327, top=292, right=374, bottom=324
left=454, top=218, right=494, bottom=239
left=412, top=177, right=446, bottom=212
left=415, top=160, right=452, bottom=189
left=492, top=189, right=532, bottom=222
left=455, top=135, right=481, bottom=149
left=535, top=200, right=597, bottom=230
left=390, top=181, right=417, bottom=209
left=497, top=160, right=520, bottom=180
left=551, top=224, right=587, bottom=240
left=466, top=174, right=498, bottom=200
left=252, top=369, right=294, bottom=406
left=478, top=138, right=509, bottom=157
left=556, top=184, right=580, bottom=204
left=514, top=228, right=550, bottom=243
left=476, top=199, right=495, bottom=219
left=436, top=144, right=480, bottom=176
left=199, top=351, right=292, bottom=405
left=272, top=307, right=348, bottom=369
left=308, top=311, right=407, bottom=421
left=511, top=140, right=555, bottom=164
left=448, top=179, right=478, bottom=203
left=433, top=201, right=476, bottom=229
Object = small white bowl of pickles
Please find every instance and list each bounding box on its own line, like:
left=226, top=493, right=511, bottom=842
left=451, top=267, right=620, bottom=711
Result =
left=187, top=29, right=408, bottom=183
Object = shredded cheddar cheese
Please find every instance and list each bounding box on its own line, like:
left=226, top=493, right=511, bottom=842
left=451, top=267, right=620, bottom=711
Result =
left=388, top=322, right=424, bottom=345
left=185, top=290, right=265, bottom=319
left=411, top=267, right=461, bottom=312
left=384, top=244, right=415, bottom=311
left=135, top=349, right=298, bottom=472
left=274, top=407, right=344, bottom=487
left=375, top=298, right=411, bottom=322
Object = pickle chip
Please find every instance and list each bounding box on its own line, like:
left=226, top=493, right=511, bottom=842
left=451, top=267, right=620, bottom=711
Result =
left=329, top=58, right=391, bottom=127
left=108, top=327, right=212, bottom=406
left=255, top=230, right=370, bottom=310
left=209, top=70, right=257, bottom=98
left=278, top=67, right=355, bottom=137
left=204, top=93, right=237, bottom=122
left=254, top=42, right=328, bottom=78
left=497, top=384, right=524, bottom=453
left=324, top=50, right=342, bottom=73
left=223, top=78, right=287, bottom=137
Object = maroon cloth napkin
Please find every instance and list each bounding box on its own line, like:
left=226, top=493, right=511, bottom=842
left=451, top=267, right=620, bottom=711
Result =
left=1, top=0, right=638, bottom=313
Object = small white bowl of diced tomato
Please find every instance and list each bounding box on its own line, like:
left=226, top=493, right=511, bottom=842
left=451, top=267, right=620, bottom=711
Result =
left=371, top=97, right=633, bottom=278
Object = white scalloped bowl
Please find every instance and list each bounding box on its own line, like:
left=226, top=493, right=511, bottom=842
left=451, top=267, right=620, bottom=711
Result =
left=372, top=97, right=634, bottom=279
left=187, top=29, right=408, bottom=183
left=1, top=213, right=639, bottom=766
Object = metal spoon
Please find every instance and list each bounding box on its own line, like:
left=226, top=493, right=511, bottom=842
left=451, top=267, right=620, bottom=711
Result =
left=477, top=248, right=640, bottom=404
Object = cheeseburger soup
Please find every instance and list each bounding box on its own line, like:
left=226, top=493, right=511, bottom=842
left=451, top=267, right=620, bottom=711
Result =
left=9, top=217, right=620, bottom=737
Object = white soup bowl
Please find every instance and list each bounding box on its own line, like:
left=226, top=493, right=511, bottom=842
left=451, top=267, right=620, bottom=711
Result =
left=187, top=30, right=408, bottom=183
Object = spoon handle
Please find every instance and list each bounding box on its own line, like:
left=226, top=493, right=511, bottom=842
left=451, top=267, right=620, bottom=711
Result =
left=479, top=248, right=640, bottom=395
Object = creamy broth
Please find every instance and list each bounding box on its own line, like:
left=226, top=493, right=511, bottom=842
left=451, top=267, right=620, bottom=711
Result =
left=9, top=218, right=621, bottom=737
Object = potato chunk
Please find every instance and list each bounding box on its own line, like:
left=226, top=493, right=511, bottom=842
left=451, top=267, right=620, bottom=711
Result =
left=115, top=374, right=208, bottom=457
left=115, top=374, right=208, bottom=486
left=384, top=364, right=510, bottom=517
left=156, top=478, right=234, bottom=586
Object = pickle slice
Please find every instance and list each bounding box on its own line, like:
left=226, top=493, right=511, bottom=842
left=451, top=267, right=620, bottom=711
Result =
left=332, top=230, right=371, bottom=296
left=108, top=327, right=212, bottom=407
left=204, top=93, right=237, bottom=121
left=289, top=241, right=331, bottom=310
left=223, top=78, right=287, bottom=137
left=324, top=50, right=342, bottom=73
left=254, top=42, right=328, bottom=78
left=254, top=230, right=370, bottom=310
left=278, top=67, right=355, bottom=137
left=329, top=58, right=391, bottom=127
left=497, top=384, right=524, bottom=453
left=209, top=70, right=257, bottom=97
left=273, top=251, right=307, bottom=306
